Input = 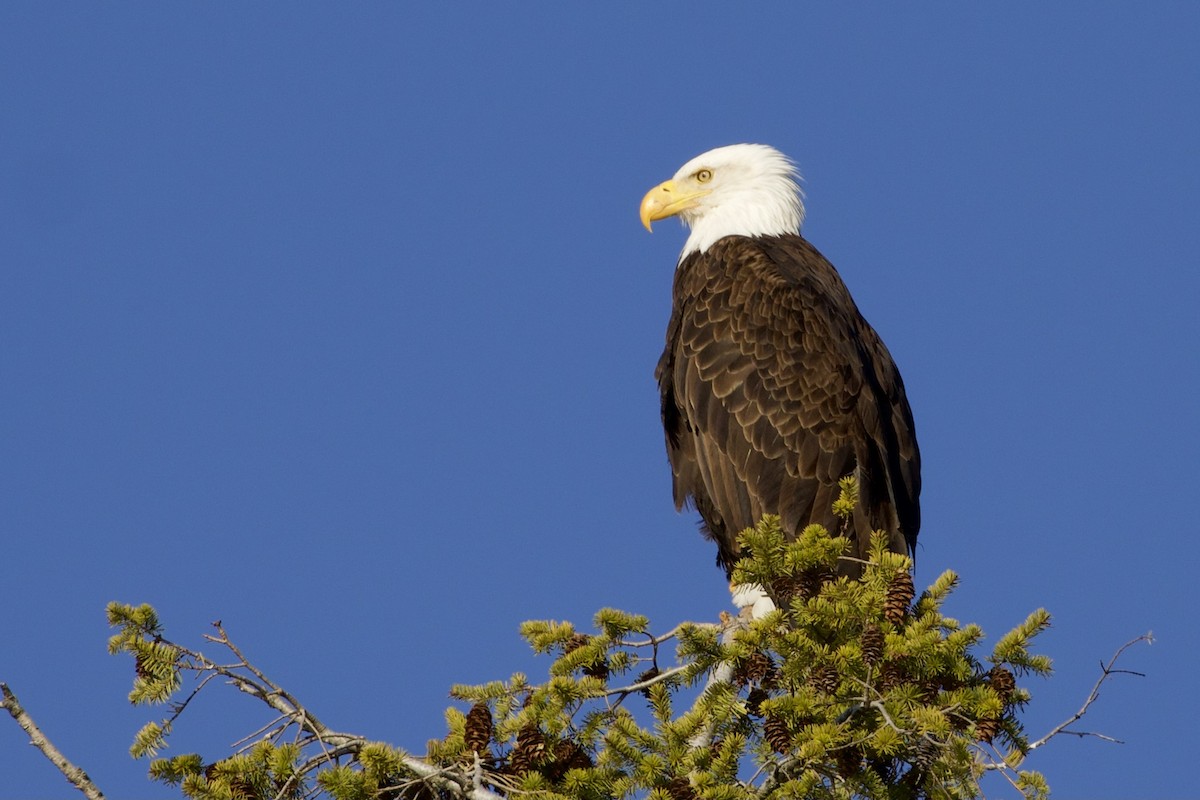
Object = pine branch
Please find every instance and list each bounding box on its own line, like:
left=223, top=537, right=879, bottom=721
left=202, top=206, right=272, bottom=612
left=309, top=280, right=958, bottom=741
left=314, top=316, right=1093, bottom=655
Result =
left=88, top=521, right=1138, bottom=799
left=113, top=609, right=510, bottom=800
left=0, top=682, right=107, bottom=800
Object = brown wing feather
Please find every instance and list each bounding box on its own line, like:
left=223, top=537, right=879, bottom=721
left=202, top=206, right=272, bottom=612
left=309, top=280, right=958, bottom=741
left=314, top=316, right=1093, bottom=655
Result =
left=656, top=234, right=921, bottom=577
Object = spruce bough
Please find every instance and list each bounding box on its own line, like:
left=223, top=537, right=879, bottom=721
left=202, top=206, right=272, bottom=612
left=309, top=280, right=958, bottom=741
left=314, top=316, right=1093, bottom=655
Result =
left=108, top=483, right=1054, bottom=800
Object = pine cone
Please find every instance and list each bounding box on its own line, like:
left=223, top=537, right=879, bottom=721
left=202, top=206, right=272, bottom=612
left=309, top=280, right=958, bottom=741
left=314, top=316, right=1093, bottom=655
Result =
left=770, top=573, right=803, bottom=606
left=988, top=665, right=1016, bottom=705
left=540, top=739, right=592, bottom=782
left=879, top=660, right=906, bottom=692
left=763, top=713, right=792, bottom=754
left=510, top=724, right=546, bottom=774
left=975, top=716, right=1002, bottom=743
left=565, top=633, right=609, bottom=680
left=464, top=702, right=493, bottom=755
left=665, top=776, right=697, bottom=800
left=637, top=666, right=661, bottom=698
left=798, top=566, right=836, bottom=599
left=738, top=651, right=781, bottom=690
left=861, top=623, right=885, bottom=667
left=901, top=738, right=940, bottom=791
left=558, top=739, right=593, bottom=771
left=734, top=651, right=777, bottom=686
left=910, top=737, right=940, bottom=771
left=746, top=687, right=769, bottom=717
left=228, top=776, right=255, bottom=800
left=584, top=660, right=610, bottom=681
left=809, top=664, right=840, bottom=695
left=885, top=570, right=915, bottom=626
left=834, top=744, right=862, bottom=778
left=274, top=774, right=302, bottom=800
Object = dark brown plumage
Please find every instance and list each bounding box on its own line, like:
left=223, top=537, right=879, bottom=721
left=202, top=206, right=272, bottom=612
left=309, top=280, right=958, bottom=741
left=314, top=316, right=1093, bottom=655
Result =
left=655, top=233, right=920, bottom=577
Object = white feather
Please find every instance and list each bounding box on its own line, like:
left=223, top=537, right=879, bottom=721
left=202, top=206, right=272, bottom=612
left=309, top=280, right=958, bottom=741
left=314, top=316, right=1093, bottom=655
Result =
left=730, top=583, right=778, bottom=619
left=672, top=143, right=806, bottom=257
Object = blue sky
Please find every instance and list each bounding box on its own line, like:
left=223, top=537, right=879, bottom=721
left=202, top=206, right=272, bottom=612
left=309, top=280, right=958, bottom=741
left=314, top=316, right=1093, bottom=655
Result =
left=3, top=4, right=1198, bottom=797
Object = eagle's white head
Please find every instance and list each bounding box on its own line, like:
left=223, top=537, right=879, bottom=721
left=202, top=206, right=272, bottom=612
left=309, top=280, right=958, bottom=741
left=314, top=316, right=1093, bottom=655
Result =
left=640, top=143, right=806, bottom=257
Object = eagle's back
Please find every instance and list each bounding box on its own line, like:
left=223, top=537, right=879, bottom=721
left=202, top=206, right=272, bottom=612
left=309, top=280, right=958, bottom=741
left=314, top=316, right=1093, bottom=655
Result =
left=656, top=233, right=921, bottom=577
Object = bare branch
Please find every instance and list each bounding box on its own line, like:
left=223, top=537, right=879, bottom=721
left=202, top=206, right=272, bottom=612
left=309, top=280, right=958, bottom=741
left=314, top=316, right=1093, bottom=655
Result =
left=159, top=623, right=504, bottom=800
left=1028, top=633, right=1152, bottom=751
left=975, top=634, right=1151, bottom=785
left=231, top=713, right=290, bottom=751
left=615, top=620, right=720, bottom=649
left=603, top=662, right=692, bottom=699
left=986, top=748, right=1029, bottom=795
left=401, top=753, right=506, bottom=800
left=1, top=682, right=106, bottom=800
left=869, top=700, right=905, bottom=735
left=1042, top=728, right=1125, bottom=745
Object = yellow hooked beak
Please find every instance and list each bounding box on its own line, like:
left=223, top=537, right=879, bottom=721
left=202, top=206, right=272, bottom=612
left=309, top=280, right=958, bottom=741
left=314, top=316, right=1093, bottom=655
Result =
left=639, top=179, right=711, bottom=232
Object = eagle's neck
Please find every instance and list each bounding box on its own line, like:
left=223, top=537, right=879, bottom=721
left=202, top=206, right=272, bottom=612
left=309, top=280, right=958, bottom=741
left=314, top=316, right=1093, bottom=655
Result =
left=680, top=186, right=805, bottom=258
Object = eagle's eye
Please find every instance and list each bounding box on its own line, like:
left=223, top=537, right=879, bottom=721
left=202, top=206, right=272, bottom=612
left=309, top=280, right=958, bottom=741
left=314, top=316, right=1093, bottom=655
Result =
left=695, top=169, right=713, bottom=183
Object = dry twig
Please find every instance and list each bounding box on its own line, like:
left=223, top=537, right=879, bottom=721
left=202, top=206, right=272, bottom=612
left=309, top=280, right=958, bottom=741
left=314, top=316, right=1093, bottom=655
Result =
left=978, top=632, right=1151, bottom=787
left=1028, top=633, right=1152, bottom=751
left=1, top=682, right=107, bottom=800
left=161, top=622, right=505, bottom=800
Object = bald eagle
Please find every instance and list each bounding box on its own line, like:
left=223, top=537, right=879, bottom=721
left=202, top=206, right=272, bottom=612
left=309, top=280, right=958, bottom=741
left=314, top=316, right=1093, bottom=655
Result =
left=640, top=144, right=920, bottom=579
